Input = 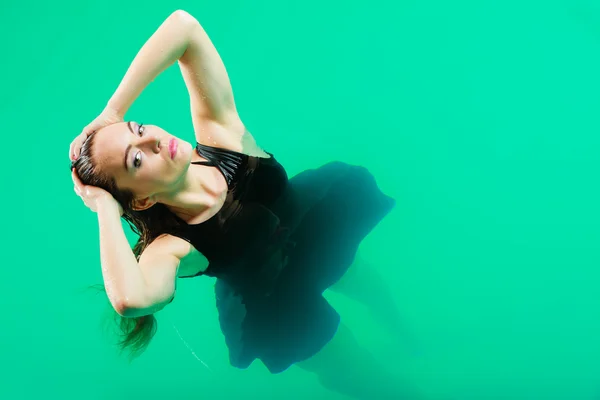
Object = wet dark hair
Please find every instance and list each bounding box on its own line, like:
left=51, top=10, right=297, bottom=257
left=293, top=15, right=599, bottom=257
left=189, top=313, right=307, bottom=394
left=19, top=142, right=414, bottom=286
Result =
left=72, top=130, right=183, bottom=360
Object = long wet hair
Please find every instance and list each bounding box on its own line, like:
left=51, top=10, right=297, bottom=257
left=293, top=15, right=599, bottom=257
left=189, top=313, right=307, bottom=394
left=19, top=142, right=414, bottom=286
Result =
left=72, top=130, right=183, bottom=360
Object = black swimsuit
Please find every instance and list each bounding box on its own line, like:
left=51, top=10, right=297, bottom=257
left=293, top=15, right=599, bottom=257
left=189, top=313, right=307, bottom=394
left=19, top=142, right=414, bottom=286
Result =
left=170, top=141, right=396, bottom=374
left=191, top=142, right=251, bottom=187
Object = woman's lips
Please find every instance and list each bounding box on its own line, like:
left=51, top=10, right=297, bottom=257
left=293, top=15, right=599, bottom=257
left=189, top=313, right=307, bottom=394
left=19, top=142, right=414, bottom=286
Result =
left=169, top=138, right=177, bottom=159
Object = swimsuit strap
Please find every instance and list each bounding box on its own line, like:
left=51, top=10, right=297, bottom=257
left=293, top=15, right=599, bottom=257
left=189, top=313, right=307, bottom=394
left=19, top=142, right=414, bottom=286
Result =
left=190, top=142, right=247, bottom=187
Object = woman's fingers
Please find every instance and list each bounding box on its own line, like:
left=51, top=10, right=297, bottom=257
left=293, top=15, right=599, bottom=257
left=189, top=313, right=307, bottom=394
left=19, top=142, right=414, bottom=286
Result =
left=71, top=169, right=82, bottom=187
left=73, top=133, right=84, bottom=159
left=69, top=141, right=75, bottom=161
left=71, top=170, right=87, bottom=200
left=71, top=134, right=86, bottom=160
left=73, top=182, right=95, bottom=211
left=70, top=124, right=95, bottom=160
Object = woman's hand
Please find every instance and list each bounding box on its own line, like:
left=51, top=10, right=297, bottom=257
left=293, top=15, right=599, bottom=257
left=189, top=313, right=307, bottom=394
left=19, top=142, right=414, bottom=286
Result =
left=72, top=169, right=123, bottom=216
left=69, top=106, right=124, bottom=161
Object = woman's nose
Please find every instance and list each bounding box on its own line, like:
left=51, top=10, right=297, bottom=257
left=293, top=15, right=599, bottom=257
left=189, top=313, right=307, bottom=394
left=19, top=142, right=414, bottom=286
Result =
left=138, top=135, right=161, bottom=153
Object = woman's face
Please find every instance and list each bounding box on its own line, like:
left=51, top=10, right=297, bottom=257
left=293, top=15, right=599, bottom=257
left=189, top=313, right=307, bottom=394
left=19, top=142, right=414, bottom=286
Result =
left=91, top=121, right=195, bottom=204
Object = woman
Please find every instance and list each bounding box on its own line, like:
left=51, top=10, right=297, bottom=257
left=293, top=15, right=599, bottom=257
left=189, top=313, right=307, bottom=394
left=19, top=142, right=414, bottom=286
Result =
left=70, top=10, right=414, bottom=399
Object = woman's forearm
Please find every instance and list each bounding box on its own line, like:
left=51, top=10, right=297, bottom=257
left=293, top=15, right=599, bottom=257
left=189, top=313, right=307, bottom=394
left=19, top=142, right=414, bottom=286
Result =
left=96, top=197, right=146, bottom=315
left=106, top=10, right=195, bottom=116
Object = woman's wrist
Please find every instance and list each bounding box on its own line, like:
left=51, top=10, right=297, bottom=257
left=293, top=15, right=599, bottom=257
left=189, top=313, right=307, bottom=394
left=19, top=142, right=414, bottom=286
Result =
left=105, top=100, right=127, bottom=119
left=97, top=194, right=123, bottom=217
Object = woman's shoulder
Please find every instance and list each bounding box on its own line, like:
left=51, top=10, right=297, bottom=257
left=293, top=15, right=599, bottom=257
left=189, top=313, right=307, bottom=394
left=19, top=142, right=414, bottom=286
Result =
left=197, top=119, right=270, bottom=158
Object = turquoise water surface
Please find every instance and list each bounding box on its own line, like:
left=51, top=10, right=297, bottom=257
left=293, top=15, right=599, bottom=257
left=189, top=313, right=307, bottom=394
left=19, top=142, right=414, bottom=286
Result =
left=2, top=1, right=600, bottom=399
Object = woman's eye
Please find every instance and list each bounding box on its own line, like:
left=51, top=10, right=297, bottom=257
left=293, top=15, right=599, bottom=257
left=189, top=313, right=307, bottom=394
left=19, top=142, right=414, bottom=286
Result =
left=134, top=152, right=142, bottom=168
left=138, top=123, right=145, bottom=135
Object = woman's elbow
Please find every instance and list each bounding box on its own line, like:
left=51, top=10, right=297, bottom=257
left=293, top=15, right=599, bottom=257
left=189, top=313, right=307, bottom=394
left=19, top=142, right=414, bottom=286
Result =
left=112, top=293, right=167, bottom=318
left=108, top=291, right=141, bottom=317
left=170, top=9, right=200, bottom=28
left=110, top=296, right=131, bottom=317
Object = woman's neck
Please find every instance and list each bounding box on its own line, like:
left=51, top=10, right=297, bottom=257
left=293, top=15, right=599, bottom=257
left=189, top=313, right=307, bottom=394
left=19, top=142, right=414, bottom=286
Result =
left=157, top=164, right=228, bottom=223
